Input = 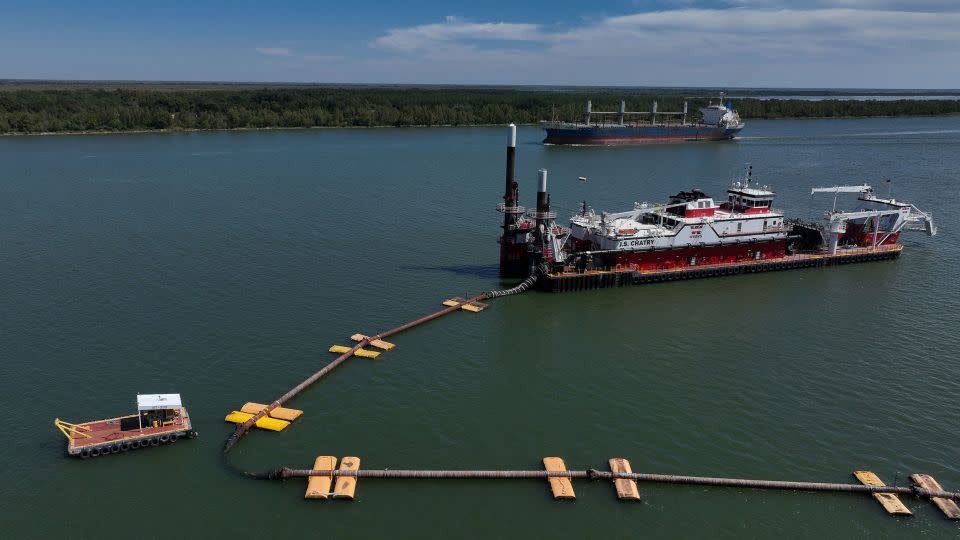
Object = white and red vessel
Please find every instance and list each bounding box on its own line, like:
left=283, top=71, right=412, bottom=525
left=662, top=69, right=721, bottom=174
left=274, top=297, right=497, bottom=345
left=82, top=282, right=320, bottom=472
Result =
left=567, top=167, right=789, bottom=271
left=495, top=124, right=937, bottom=290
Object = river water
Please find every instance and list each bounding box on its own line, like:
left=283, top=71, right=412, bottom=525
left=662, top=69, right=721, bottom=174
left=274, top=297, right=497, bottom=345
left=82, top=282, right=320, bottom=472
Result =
left=1, top=117, right=958, bottom=538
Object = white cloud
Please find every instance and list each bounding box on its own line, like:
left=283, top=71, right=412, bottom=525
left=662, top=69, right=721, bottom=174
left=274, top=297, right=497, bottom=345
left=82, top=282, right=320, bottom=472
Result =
left=364, top=9, right=960, bottom=87
left=255, top=47, right=293, bottom=57
left=558, top=8, right=960, bottom=50
left=373, top=15, right=543, bottom=51
left=724, top=1, right=960, bottom=10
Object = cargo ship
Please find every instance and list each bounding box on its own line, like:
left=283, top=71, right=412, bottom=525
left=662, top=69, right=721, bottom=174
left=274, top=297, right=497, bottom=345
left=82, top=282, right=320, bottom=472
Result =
left=497, top=125, right=936, bottom=290
left=541, top=94, right=743, bottom=145
left=53, top=393, right=196, bottom=458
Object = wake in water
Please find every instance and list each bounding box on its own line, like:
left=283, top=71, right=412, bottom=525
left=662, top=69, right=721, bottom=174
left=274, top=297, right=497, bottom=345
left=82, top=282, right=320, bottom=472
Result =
left=739, top=129, right=960, bottom=141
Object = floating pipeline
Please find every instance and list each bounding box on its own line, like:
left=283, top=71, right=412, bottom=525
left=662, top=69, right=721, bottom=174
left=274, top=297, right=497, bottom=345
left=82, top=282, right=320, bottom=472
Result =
left=238, top=463, right=960, bottom=506
left=222, top=268, right=544, bottom=453
left=213, top=253, right=960, bottom=518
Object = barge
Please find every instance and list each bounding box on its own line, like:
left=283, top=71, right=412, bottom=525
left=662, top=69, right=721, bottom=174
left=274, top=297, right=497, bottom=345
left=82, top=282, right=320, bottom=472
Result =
left=542, top=94, right=743, bottom=145
left=497, top=124, right=936, bottom=289
left=54, top=393, right=196, bottom=458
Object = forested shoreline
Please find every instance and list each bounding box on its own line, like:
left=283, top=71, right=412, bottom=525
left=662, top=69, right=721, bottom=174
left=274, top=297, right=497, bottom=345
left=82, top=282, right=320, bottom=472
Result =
left=2, top=87, right=959, bottom=134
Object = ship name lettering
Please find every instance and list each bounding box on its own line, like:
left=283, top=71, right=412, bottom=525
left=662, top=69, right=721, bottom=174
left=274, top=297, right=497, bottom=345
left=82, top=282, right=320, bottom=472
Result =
left=619, top=239, right=655, bottom=248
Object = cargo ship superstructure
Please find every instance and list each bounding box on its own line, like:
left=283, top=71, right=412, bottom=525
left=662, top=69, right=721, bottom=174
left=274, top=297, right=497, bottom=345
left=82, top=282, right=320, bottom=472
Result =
left=542, top=94, right=744, bottom=145
left=496, top=125, right=936, bottom=290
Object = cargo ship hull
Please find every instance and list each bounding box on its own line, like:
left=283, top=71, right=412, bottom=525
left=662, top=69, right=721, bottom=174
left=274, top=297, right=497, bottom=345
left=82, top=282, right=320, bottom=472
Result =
left=543, top=125, right=743, bottom=145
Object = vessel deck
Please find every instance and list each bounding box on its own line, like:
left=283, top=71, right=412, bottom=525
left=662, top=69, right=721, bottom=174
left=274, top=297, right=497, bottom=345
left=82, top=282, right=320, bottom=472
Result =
left=67, top=407, right=191, bottom=452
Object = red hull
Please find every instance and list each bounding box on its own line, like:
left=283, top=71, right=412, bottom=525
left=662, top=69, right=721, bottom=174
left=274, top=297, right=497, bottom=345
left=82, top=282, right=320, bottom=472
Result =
left=602, top=240, right=788, bottom=272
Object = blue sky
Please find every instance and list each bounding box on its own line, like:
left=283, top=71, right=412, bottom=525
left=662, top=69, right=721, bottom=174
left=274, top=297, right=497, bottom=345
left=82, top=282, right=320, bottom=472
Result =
left=1, top=0, right=958, bottom=88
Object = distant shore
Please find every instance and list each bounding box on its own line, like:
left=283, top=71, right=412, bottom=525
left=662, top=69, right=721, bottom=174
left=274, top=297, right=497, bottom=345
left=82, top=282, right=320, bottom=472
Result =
left=3, top=85, right=959, bottom=135
left=0, top=123, right=535, bottom=137
left=3, top=113, right=959, bottom=138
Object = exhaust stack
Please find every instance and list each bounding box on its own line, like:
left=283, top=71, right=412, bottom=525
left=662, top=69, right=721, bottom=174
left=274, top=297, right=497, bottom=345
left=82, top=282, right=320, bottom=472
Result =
left=497, top=124, right=528, bottom=277
left=536, top=169, right=550, bottom=229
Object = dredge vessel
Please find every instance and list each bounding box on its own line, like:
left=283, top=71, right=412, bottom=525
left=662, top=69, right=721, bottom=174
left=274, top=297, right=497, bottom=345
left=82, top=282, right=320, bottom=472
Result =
left=498, top=125, right=936, bottom=291
left=541, top=94, right=743, bottom=145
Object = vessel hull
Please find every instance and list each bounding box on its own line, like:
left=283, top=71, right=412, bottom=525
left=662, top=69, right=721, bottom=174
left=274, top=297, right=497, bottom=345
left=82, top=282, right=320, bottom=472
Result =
left=601, top=240, right=787, bottom=271
left=545, top=245, right=902, bottom=292
left=543, top=125, right=743, bottom=145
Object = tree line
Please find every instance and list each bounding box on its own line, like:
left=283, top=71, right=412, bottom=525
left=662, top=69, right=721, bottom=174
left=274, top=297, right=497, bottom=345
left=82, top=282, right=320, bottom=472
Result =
left=1, top=87, right=958, bottom=134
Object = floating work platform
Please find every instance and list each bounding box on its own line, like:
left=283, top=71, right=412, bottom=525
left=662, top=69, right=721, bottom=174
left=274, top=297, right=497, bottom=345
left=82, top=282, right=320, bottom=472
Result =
left=543, top=245, right=902, bottom=292
left=854, top=470, right=912, bottom=515
left=55, top=394, right=196, bottom=458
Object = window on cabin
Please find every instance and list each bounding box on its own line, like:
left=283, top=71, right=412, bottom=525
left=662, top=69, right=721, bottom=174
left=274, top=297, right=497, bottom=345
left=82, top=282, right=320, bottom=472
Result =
left=737, top=223, right=742, bottom=232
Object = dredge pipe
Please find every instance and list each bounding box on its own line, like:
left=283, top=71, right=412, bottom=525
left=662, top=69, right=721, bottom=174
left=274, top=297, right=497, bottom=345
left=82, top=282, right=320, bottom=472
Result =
left=224, top=271, right=543, bottom=452
left=270, top=468, right=960, bottom=501
left=485, top=267, right=542, bottom=299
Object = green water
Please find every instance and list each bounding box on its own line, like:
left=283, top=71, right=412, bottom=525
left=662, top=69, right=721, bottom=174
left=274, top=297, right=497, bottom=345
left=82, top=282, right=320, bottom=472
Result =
left=1, top=118, right=958, bottom=538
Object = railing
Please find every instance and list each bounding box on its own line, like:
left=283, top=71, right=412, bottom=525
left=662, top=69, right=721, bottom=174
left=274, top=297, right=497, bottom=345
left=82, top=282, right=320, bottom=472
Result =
left=526, top=210, right=557, bottom=220
left=495, top=203, right=525, bottom=214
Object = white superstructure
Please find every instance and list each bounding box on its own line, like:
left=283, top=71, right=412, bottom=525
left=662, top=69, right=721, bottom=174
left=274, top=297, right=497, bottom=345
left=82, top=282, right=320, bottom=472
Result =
left=570, top=177, right=787, bottom=253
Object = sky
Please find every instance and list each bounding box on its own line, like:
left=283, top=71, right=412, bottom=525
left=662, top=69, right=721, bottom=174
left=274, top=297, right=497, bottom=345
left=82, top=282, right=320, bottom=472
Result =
left=1, top=0, right=959, bottom=88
